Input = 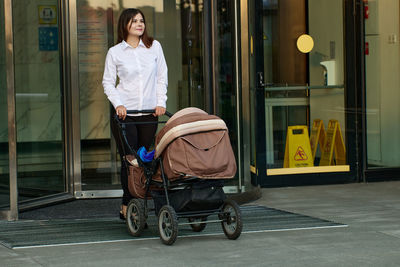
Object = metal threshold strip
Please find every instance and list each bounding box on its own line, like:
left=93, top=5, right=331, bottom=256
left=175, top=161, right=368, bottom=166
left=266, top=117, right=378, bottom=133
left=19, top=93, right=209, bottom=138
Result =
left=75, top=186, right=239, bottom=199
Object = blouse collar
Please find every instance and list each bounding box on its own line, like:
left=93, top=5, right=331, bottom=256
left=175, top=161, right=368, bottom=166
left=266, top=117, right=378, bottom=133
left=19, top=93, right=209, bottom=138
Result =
left=121, top=39, right=145, bottom=49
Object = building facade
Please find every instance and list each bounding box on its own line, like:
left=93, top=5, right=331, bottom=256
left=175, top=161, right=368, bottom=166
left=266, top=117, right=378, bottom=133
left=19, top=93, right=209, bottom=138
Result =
left=1, top=0, right=399, bottom=220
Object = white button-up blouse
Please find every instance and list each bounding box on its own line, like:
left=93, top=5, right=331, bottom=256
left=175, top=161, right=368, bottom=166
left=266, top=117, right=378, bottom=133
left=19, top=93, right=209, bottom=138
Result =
left=102, top=39, right=168, bottom=113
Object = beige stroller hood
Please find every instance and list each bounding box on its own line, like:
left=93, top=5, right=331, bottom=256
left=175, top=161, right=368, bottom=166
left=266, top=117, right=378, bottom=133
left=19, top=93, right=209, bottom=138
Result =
left=155, top=107, right=237, bottom=180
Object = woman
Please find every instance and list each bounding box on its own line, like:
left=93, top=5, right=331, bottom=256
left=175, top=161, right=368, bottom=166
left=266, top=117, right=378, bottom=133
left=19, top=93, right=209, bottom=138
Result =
left=102, top=8, right=168, bottom=219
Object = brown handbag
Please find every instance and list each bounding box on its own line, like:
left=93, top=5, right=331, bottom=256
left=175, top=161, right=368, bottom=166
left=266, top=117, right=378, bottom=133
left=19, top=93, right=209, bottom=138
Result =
left=127, top=165, right=149, bottom=199
left=126, top=155, right=161, bottom=199
left=125, top=155, right=151, bottom=199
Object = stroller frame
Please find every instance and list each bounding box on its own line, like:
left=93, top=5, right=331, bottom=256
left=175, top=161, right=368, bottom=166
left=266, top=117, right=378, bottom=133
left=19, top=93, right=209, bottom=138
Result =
left=115, top=110, right=242, bottom=245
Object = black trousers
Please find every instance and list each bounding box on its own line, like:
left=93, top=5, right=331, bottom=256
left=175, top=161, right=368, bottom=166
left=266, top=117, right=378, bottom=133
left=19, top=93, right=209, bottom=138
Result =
left=110, top=113, right=158, bottom=205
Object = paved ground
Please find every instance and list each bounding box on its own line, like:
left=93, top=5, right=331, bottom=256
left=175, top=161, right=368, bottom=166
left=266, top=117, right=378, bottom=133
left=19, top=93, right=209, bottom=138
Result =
left=1, top=181, right=400, bottom=266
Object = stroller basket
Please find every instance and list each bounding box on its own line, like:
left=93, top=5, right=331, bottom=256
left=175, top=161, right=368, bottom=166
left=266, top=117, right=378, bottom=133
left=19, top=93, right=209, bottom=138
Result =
left=151, top=180, right=226, bottom=214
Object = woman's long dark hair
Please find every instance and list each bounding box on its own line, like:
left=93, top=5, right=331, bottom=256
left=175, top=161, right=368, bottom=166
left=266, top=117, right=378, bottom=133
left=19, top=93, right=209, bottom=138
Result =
left=117, top=8, right=153, bottom=48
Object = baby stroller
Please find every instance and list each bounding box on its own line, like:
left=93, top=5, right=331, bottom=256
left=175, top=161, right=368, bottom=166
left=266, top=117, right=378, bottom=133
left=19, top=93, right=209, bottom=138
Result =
left=115, top=107, right=242, bottom=245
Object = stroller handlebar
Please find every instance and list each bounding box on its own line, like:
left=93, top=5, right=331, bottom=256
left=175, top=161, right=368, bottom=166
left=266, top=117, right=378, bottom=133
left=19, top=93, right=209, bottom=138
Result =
left=126, top=109, right=173, bottom=118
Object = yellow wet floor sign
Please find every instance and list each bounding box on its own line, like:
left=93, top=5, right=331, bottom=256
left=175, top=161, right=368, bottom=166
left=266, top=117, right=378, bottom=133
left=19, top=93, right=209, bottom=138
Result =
left=319, top=120, right=346, bottom=166
left=284, top=126, right=314, bottom=168
left=309, top=119, right=326, bottom=160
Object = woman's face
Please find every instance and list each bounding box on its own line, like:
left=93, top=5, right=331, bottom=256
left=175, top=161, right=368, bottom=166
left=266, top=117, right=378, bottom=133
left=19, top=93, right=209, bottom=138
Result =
left=127, top=13, right=145, bottom=38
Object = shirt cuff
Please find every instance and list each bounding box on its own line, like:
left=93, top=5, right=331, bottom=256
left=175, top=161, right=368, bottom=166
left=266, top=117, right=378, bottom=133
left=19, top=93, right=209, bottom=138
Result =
left=112, top=100, right=124, bottom=110
left=156, top=100, right=166, bottom=108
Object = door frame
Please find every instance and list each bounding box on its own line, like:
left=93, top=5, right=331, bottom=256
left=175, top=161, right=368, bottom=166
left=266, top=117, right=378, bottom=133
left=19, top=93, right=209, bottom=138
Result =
left=0, top=0, right=17, bottom=220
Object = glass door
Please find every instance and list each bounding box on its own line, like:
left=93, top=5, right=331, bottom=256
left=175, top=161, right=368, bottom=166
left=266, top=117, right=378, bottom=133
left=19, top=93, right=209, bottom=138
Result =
left=13, top=1, right=66, bottom=203
left=250, top=0, right=350, bottom=186
left=365, top=0, right=400, bottom=170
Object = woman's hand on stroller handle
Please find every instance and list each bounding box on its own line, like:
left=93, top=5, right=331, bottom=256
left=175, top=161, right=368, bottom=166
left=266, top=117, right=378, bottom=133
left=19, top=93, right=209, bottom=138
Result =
left=113, top=109, right=173, bottom=125
left=153, top=106, right=166, bottom=117
left=116, top=105, right=127, bottom=120
left=126, top=109, right=173, bottom=117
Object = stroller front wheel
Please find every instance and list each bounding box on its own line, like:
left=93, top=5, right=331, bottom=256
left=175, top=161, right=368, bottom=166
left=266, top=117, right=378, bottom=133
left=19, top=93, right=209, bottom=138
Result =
left=158, top=205, right=178, bottom=245
left=221, top=199, right=243, bottom=240
left=126, top=199, right=146, bottom=237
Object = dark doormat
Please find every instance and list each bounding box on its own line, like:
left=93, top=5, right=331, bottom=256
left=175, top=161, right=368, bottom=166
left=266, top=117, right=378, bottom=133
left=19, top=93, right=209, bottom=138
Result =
left=0, top=205, right=346, bottom=249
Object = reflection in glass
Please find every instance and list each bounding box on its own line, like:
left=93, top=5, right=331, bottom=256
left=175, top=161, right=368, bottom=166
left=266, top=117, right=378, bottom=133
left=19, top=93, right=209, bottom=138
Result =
left=0, top=0, right=10, bottom=208
left=13, top=1, right=65, bottom=200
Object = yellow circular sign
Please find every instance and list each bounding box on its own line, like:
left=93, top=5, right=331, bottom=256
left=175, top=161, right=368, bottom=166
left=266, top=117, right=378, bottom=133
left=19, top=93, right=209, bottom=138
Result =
left=296, top=34, right=314, bottom=53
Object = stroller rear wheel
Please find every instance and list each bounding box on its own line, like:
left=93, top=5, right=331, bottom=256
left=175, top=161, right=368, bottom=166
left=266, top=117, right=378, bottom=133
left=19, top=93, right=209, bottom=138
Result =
left=158, top=205, right=178, bottom=245
left=221, top=199, right=242, bottom=240
left=126, top=199, right=146, bottom=237
left=188, top=217, right=207, bottom=232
